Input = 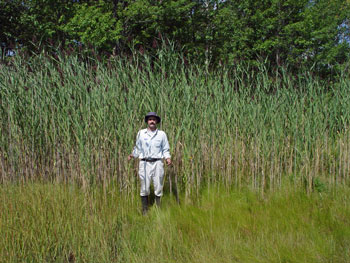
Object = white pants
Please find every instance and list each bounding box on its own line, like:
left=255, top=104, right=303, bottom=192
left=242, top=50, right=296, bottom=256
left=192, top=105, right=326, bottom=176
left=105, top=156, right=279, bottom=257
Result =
left=139, top=160, right=164, bottom=197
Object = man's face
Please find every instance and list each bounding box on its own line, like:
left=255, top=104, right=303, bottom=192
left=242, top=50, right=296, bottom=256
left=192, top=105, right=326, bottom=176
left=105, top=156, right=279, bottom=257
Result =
left=147, top=117, right=158, bottom=130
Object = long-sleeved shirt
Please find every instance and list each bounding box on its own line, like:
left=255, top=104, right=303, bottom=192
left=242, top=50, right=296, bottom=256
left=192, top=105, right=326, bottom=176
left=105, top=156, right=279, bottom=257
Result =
left=132, top=128, right=171, bottom=159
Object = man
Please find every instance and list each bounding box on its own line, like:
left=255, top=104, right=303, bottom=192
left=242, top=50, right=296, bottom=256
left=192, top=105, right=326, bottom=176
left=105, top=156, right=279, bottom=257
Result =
left=128, top=112, right=172, bottom=214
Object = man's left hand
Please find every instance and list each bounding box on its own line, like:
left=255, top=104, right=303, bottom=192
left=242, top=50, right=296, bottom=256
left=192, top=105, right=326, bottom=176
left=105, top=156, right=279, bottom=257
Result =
left=166, top=158, right=172, bottom=166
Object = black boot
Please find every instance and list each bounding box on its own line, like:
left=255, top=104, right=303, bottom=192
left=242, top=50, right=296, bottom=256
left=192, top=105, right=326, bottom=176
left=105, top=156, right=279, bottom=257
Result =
left=141, top=196, right=149, bottom=215
left=155, top=196, right=161, bottom=208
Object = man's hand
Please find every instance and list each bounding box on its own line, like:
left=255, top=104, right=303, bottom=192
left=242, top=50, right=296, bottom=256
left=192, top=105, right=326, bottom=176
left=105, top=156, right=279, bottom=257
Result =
left=166, top=158, right=172, bottom=166
left=128, top=154, right=134, bottom=161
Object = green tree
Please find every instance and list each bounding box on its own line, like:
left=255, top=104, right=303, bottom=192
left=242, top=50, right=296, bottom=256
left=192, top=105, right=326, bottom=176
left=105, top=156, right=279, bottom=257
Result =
left=213, top=0, right=310, bottom=66
left=18, top=0, right=76, bottom=49
left=212, top=0, right=350, bottom=69
left=303, top=0, right=350, bottom=70
left=62, top=1, right=122, bottom=51
left=0, top=0, right=25, bottom=57
left=120, top=0, right=194, bottom=51
left=1, top=0, right=349, bottom=71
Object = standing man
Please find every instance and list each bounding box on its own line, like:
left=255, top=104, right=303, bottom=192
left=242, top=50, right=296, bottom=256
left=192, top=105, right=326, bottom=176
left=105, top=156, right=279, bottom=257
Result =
left=128, top=112, right=172, bottom=214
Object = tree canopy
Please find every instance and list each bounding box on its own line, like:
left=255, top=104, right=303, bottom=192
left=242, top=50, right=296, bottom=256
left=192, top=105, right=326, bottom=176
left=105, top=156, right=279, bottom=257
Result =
left=1, top=0, right=349, bottom=70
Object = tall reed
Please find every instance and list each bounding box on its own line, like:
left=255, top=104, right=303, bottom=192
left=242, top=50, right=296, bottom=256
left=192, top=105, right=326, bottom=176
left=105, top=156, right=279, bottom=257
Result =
left=1, top=49, right=349, bottom=195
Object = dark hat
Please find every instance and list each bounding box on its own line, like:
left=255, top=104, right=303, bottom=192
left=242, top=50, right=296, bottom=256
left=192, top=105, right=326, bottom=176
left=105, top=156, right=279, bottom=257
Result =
left=145, top=112, right=161, bottom=123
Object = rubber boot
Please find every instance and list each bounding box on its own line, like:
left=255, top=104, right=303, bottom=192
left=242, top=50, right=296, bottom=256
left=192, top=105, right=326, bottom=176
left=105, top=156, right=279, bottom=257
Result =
left=141, top=196, right=149, bottom=215
left=155, top=196, right=161, bottom=208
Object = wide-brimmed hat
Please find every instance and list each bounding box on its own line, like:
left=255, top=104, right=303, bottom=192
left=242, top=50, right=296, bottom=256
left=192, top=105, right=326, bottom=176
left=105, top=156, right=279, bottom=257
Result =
left=144, top=112, right=161, bottom=123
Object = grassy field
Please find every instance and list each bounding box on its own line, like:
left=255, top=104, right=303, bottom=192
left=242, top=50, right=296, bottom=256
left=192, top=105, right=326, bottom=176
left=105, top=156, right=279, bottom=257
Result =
left=1, top=50, right=350, bottom=262
left=1, top=183, right=350, bottom=262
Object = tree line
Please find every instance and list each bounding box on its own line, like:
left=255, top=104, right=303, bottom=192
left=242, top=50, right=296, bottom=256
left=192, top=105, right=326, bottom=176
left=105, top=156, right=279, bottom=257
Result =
left=1, top=0, right=349, bottom=72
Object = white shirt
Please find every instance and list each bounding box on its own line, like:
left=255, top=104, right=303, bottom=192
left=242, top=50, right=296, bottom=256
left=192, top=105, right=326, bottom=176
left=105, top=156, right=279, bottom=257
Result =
left=132, top=128, right=171, bottom=159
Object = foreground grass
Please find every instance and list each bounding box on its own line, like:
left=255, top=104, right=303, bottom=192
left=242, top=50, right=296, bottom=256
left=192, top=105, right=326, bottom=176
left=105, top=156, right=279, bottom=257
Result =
left=1, top=183, right=350, bottom=263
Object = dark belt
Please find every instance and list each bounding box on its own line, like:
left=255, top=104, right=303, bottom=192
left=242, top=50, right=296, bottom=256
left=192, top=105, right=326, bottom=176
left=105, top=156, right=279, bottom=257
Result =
left=141, top=158, right=162, bottom=162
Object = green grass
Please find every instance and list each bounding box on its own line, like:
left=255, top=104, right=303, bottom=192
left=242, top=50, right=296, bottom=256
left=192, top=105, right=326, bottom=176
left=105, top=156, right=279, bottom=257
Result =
left=1, top=183, right=349, bottom=262
left=1, top=49, right=350, bottom=261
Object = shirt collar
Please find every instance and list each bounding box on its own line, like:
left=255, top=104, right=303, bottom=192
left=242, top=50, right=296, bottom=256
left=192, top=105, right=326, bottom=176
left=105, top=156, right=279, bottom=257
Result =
left=145, top=128, right=158, bottom=137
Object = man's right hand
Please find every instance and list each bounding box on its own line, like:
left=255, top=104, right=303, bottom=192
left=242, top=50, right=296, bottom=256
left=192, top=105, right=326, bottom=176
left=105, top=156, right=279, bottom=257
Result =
left=166, top=158, right=172, bottom=166
left=128, top=154, right=133, bottom=161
